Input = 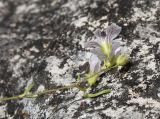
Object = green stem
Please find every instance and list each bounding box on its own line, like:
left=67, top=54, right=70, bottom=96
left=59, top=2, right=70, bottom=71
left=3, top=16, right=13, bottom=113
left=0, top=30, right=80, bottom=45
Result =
left=0, top=83, right=81, bottom=102
left=86, top=65, right=118, bottom=79
left=0, top=95, right=22, bottom=101
left=0, top=83, right=35, bottom=101
left=36, top=83, right=78, bottom=96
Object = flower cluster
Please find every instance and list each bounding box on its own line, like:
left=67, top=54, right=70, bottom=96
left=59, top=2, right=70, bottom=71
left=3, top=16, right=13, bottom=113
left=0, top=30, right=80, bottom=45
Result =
left=85, top=23, right=128, bottom=86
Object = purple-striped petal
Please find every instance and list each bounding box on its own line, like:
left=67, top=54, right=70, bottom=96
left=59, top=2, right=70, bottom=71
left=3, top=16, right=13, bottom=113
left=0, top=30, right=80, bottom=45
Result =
left=105, top=23, right=122, bottom=42
left=94, top=29, right=106, bottom=43
left=84, top=41, right=100, bottom=48
left=111, top=40, right=121, bottom=56
left=89, top=54, right=101, bottom=73
left=90, top=47, right=106, bottom=61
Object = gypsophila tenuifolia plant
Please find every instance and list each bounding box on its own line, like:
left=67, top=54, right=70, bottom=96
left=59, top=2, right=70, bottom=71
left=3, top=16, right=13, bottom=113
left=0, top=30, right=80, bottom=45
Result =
left=84, top=23, right=129, bottom=86
left=0, top=23, right=129, bottom=102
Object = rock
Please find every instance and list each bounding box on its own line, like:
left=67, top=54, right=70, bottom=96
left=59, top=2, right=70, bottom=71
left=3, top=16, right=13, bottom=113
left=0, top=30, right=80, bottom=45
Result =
left=0, top=0, right=160, bottom=118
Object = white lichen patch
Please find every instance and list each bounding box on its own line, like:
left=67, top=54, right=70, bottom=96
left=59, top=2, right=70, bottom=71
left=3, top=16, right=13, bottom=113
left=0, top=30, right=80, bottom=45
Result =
left=78, top=33, right=88, bottom=48
left=16, top=4, right=39, bottom=14
left=0, top=104, right=7, bottom=118
left=127, top=97, right=160, bottom=109
left=129, top=24, right=159, bottom=75
left=29, top=46, right=39, bottom=53
left=101, top=76, right=124, bottom=97
left=136, top=25, right=158, bottom=71
left=72, top=15, right=108, bottom=29
left=131, top=1, right=160, bottom=22
left=147, top=60, right=156, bottom=71
left=73, top=16, right=88, bottom=27
left=135, top=24, right=160, bottom=45
left=62, top=0, right=87, bottom=12
left=45, top=52, right=91, bottom=86
left=78, top=112, right=102, bottom=119
left=9, top=56, right=27, bottom=78
left=131, top=7, right=157, bottom=22
left=102, top=106, right=144, bottom=119
left=36, top=84, right=45, bottom=93
left=20, top=98, right=54, bottom=119
left=45, top=56, right=73, bottom=85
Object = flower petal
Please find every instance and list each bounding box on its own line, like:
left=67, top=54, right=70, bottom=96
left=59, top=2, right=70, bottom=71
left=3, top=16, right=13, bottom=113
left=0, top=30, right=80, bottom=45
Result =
left=90, top=47, right=106, bottom=61
left=94, top=29, right=106, bottom=43
left=112, top=40, right=121, bottom=56
left=114, top=38, right=122, bottom=42
left=105, top=23, right=122, bottom=41
left=114, top=47, right=121, bottom=56
left=89, top=54, right=101, bottom=73
left=84, top=41, right=100, bottom=48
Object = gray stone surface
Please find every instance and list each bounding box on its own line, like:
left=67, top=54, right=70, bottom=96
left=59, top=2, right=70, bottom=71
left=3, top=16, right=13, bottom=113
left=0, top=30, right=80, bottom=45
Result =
left=0, top=0, right=160, bottom=119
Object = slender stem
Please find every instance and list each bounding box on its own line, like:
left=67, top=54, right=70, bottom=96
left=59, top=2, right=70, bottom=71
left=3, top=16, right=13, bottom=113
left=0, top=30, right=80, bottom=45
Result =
left=36, top=83, right=78, bottom=96
left=0, top=95, right=22, bottom=101
left=0, top=83, right=35, bottom=101
left=86, top=65, right=118, bottom=79
left=0, top=83, right=81, bottom=102
left=0, top=65, right=118, bottom=102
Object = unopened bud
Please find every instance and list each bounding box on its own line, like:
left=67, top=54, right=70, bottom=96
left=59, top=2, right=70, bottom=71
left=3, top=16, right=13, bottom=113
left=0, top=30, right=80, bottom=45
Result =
left=116, top=54, right=128, bottom=66
left=87, top=74, right=99, bottom=86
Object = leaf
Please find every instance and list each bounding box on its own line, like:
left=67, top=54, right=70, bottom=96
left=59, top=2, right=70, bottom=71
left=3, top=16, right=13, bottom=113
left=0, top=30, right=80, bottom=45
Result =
left=83, top=89, right=111, bottom=98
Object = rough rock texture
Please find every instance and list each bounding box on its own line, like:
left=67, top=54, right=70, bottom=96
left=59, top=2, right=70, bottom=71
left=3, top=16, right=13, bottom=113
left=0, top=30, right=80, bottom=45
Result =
left=0, top=0, right=160, bottom=119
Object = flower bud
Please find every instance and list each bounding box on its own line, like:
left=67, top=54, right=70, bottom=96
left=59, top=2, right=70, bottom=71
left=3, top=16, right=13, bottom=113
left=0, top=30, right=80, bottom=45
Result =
left=87, top=74, right=99, bottom=86
left=116, top=54, right=128, bottom=66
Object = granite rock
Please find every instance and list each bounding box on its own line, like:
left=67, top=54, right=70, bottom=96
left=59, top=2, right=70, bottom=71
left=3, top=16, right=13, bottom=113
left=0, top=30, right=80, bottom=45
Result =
left=0, top=0, right=160, bottom=119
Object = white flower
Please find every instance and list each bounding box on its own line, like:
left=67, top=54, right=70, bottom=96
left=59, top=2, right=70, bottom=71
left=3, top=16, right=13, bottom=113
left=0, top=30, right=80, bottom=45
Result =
left=85, top=23, right=122, bottom=60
